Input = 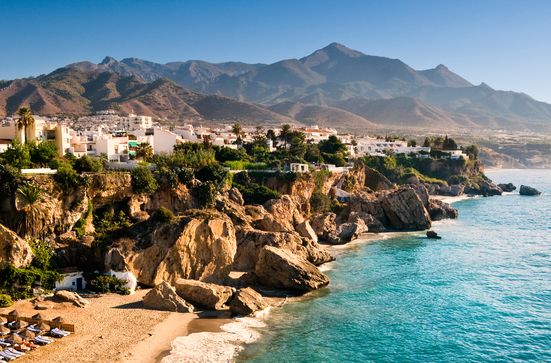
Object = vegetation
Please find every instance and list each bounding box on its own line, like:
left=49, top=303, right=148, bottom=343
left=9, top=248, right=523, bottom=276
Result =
left=54, top=161, right=86, bottom=192
left=232, top=171, right=280, bottom=205
left=86, top=274, right=130, bottom=295
left=131, top=165, right=158, bottom=194
left=0, top=293, right=13, bottom=307
left=16, top=107, right=35, bottom=145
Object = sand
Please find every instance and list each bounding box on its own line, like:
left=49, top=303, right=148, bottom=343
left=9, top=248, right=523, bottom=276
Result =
left=0, top=289, right=197, bottom=363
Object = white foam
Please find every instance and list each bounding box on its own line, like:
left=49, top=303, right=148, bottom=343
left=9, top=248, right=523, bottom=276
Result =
left=161, top=311, right=269, bottom=363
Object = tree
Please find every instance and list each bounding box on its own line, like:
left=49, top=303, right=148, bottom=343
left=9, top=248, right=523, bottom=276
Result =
left=131, top=165, right=158, bottom=194
left=304, top=143, right=323, bottom=163
left=407, top=139, right=417, bottom=147
left=464, top=145, right=479, bottom=160
left=442, top=136, right=458, bottom=150
left=73, top=155, right=103, bottom=173
left=1, top=140, right=31, bottom=168
left=29, top=141, right=58, bottom=166
left=16, top=107, right=35, bottom=144
left=135, top=142, right=154, bottom=161
left=16, top=183, right=43, bottom=236
left=232, top=123, right=243, bottom=144
left=318, top=135, right=348, bottom=155
left=278, top=124, right=292, bottom=149
left=288, top=132, right=307, bottom=159
left=266, top=129, right=277, bottom=144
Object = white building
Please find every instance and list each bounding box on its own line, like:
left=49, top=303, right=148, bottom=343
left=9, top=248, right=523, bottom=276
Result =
left=55, top=270, right=86, bottom=291
left=121, top=114, right=153, bottom=131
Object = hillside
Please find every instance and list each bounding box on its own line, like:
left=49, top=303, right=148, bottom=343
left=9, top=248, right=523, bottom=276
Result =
left=0, top=67, right=293, bottom=125
left=2, top=42, right=551, bottom=132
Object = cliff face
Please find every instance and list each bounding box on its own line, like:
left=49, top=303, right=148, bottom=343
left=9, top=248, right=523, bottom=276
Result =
left=105, top=211, right=237, bottom=286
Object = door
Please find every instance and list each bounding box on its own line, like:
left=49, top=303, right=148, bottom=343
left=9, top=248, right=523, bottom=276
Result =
left=76, top=278, right=83, bottom=291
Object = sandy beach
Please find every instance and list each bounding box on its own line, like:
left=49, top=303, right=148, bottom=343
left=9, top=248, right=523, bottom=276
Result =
left=0, top=290, right=197, bottom=363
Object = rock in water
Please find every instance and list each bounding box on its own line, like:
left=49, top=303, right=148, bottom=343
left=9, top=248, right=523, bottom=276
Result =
left=143, top=282, right=194, bottom=312
left=254, top=246, right=330, bottom=292
left=228, top=287, right=267, bottom=316
left=381, top=188, right=432, bottom=230
left=54, top=290, right=90, bottom=308
left=497, top=183, right=516, bottom=192
left=519, top=185, right=541, bottom=196
left=174, top=279, right=234, bottom=310
left=337, top=217, right=368, bottom=243
left=426, top=230, right=441, bottom=239
left=0, top=224, right=34, bottom=268
left=428, top=199, right=458, bottom=221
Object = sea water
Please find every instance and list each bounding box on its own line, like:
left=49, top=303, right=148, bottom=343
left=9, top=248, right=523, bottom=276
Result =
left=239, top=169, right=551, bottom=363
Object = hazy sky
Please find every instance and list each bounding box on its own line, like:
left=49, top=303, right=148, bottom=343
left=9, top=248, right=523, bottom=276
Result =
left=1, top=0, right=550, bottom=102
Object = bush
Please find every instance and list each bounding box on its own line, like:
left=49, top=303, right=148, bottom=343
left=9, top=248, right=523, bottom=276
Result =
left=0, top=265, right=61, bottom=299
left=29, top=239, right=56, bottom=270
left=54, top=162, right=85, bottom=192
left=195, top=164, right=229, bottom=188
left=0, top=163, right=23, bottom=195
left=86, top=274, right=129, bottom=295
left=215, top=146, right=250, bottom=162
left=1, top=140, right=31, bottom=168
left=131, top=165, right=158, bottom=194
left=29, top=141, right=58, bottom=166
left=234, top=182, right=280, bottom=205
left=151, top=207, right=175, bottom=223
left=193, top=181, right=217, bottom=208
left=73, top=155, right=103, bottom=173
left=0, top=294, right=13, bottom=307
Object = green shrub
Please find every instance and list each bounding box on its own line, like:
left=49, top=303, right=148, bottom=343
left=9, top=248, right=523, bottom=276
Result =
left=86, top=274, right=129, bottom=295
left=195, top=164, right=229, bottom=188
left=0, top=294, right=13, bottom=307
left=193, top=181, right=217, bottom=208
left=73, top=200, right=93, bottom=238
left=29, top=141, right=59, bottom=166
left=54, top=162, right=85, bottom=192
left=73, top=155, right=103, bottom=173
left=0, top=265, right=61, bottom=299
left=131, top=165, right=158, bottom=194
left=151, top=207, right=175, bottom=223
left=29, top=239, right=56, bottom=270
left=1, top=140, right=31, bottom=169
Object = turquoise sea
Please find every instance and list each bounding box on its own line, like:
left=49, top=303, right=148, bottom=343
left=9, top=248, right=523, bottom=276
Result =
left=239, top=170, right=551, bottom=363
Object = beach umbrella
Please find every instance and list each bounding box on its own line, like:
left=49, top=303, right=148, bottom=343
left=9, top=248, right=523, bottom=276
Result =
left=31, top=313, right=44, bottom=322
left=7, top=310, right=19, bottom=322
left=20, top=329, right=36, bottom=340
left=52, top=316, right=65, bottom=329
left=7, top=333, right=23, bottom=344
left=0, top=325, right=10, bottom=335
left=35, top=322, right=50, bottom=332
left=0, top=316, right=7, bottom=324
left=11, top=320, right=27, bottom=330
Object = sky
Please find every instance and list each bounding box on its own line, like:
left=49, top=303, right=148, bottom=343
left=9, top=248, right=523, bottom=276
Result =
left=1, top=0, right=551, bottom=102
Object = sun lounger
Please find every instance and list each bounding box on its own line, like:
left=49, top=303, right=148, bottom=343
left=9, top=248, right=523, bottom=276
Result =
left=50, top=328, right=70, bottom=337
left=34, top=336, right=53, bottom=345
left=0, top=351, right=15, bottom=361
left=6, top=348, right=23, bottom=356
left=27, top=325, right=41, bottom=333
left=0, top=340, right=10, bottom=347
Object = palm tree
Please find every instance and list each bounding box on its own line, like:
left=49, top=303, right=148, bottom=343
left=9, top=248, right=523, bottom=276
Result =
left=135, top=142, right=154, bottom=161
left=232, top=122, right=243, bottom=145
left=16, top=183, right=43, bottom=237
left=278, top=124, right=292, bottom=149
left=16, top=107, right=35, bottom=144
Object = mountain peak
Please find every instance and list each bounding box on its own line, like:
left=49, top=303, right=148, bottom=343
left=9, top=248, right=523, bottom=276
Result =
left=320, top=42, right=364, bottom=57
left=100, top=56, right=118, bottom=65
left=435, top=64, right=448, bottom=71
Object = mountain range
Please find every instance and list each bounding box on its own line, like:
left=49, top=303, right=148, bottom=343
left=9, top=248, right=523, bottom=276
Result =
left=1, top=42, right=550, bottom=132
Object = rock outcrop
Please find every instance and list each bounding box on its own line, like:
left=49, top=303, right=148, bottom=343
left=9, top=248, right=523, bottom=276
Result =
left=295, top=221, right=318, bottom=243
left=311, top=212, right=339, bottom=243
left=234, top=228, right=332, bottom=271
left=54, top=290, right=90, bottom=308
left=428, top=184, right=465, bottom=197
left=258, top=195, right=305, bottom=233
left=364, top=167, right=393, bottom=191
left=105, top=211, right=237, bottom=286
left=497, top=183, right=516, bottom=193
left=143, top=282, right=194, bottom=312
left=227, top=287, right=267, bottom=316
left=519, top=185, right=541, bottom=196
left=347, top=211, right=385, bottom=233
left=380, top=188, right=431, bottom=230
left=0, top=224, right=33, bottom=268
left=254, top=246, right=330, bottom=292
left=427, top=198, right=458, bottom=221
left=337, top=217, right=367, bottom=243
left=174, top=279, right=234, bottom=310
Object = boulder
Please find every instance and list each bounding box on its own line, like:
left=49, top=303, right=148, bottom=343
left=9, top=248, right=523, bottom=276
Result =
left=347, top=211, right=385, bottom=233
left=227, top=287, right=267, bottom=316
left=430, top=184, right=465, bottom=197
left=426, top=231, right=441, bottom=239
left=105, top=212, right=237, bottom=286
left=365, top=167, right=394, bottom=191
left=0, top=224, right=33, bottom=268
left=174, top=279, right=234, bottom=310
left=381, top=187, right=432, bottom=230
left=427, top=198, right=458, bottom=221
left=311, top=212, right=339, bottom=243
left=143, top=282, right=194, bottom=312
left=519, top=185, right=541, bottom=196
left=497, top=183, right=516, bottom=193
left=54, top=290, right=90, bottom=308
left=258, top=195, right=305, bottom=232
left=295, top=220, right=318, bottom=243
left=254, top=246, right=330, bottom=292
left=228, top=187, right=244, bottom=206
left=234, top=228, right=332, bottom=271
left=466, top=180, right=502, bottom=196
left=337, top=217, right=367, bottom=243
